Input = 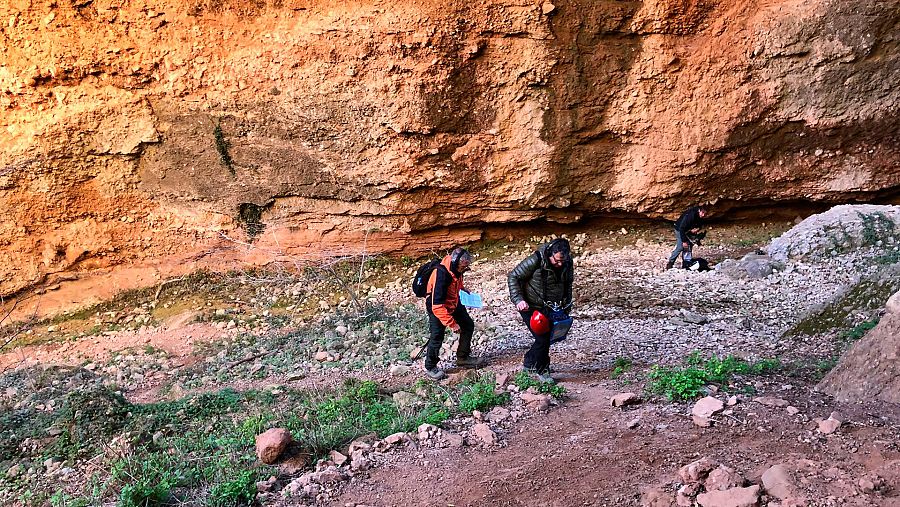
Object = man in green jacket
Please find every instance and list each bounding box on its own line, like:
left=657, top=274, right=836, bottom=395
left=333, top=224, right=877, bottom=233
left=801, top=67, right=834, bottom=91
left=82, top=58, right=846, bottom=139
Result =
left=507, top=238, right=574, bottom=382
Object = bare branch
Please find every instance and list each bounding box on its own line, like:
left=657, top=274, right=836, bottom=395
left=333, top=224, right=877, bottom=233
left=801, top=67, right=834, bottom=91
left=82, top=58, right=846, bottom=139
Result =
left=154, top=277, right=185, bottom=302
left=0, top=291, right=43, bottom=374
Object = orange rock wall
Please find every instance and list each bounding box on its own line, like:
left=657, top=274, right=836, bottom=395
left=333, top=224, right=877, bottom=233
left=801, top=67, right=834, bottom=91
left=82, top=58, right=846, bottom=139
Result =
left=1, top=0, right=899, bottom=297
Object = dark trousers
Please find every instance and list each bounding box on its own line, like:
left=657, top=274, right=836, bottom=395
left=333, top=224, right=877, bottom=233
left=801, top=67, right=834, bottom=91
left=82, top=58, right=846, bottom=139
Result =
left=520, top=310, right=551, bottom=373
left=425, top=303, right=474, bottom=370
left=667, top=230, right=693, bottom=266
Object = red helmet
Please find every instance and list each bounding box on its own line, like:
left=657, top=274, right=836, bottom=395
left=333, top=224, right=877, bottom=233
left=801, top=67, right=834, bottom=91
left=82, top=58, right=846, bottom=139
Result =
left=529, top=310, right=551, bottom=335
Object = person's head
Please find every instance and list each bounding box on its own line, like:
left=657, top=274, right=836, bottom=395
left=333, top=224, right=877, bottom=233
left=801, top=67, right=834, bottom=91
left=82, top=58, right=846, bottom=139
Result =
left=546, top=238, right=571, bottom=268
left=698, top=206, right=708, bottom=218
left=449, top=247, right=472, bottom=275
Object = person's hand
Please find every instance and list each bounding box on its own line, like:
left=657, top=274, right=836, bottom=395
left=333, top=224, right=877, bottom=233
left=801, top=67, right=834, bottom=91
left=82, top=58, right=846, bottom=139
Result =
left=516, top=300, right=529, bottom=311
left=682, top=242, right=689, bottom=248
left=450, top=323, right=460, bottom=332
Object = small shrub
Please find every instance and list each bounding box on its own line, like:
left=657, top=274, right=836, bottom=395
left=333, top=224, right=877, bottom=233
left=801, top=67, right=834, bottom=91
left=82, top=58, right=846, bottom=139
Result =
left=858, top=211, right=895, bottom=246
left=645, top=353, right=781, bottom=401
left=458, top=375, right=509, bottom=412
left=512, top=371, right=567, bottom=398
left=841, top=318, right=880, bottom=341
left=610, top=357, right=632, bottom=379
left=646, top=365, right=708, bottom=401
left=208, top=469, right=257, bottom=507
left=116, top=457, right=179, bottom=507
left=814, top=357, right=839, bottom=379
left=237, top=203, right=266, bottom=240
left=749, top=358, right=782, bottom=374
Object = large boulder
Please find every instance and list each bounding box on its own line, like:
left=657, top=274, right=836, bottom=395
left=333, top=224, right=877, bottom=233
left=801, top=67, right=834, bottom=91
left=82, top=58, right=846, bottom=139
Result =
left=768, top=205, right=900, bottom=263
left=715, top=253, right=780, bottom=280
left=818, top=290, right=900, bottom=403
left=785, top=262, right=900, bottom=339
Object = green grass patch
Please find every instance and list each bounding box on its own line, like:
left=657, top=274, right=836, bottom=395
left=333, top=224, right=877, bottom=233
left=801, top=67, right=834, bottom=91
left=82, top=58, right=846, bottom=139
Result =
left=841, top=318, right=880, bottom=341
left=645, top=352, right=781, bottom=401
left=457, top=374, right=510, bottom=413
left=858, top=211, right=896, bottom=247
left=282, top=378, right=448, bottom=456
left=875, top=249, right=900, bottom=265
left=512, top=371, right=567, bottom=398
left=786, top=272, right=900, bottom=338
left=3, top=368, right=509, bottom=506
left=609, top=357, right=633, bottom=379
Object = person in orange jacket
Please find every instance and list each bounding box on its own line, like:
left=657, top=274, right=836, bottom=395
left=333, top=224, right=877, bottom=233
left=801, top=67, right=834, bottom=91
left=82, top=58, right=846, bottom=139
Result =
left=424, top=247, right=485, bottom=380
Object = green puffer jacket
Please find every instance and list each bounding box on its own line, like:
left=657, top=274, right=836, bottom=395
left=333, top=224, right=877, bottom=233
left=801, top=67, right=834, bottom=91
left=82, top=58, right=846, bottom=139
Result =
left=507, top=241, right=574, bottom=310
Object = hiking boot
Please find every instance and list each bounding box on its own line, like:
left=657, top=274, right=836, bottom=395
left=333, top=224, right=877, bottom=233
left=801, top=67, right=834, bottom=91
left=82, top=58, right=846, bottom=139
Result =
left=455, top=355, right=487, bottom=369
left=424, top=367, right=446, bottom=380
left=665, top=261, right=675, bottom=270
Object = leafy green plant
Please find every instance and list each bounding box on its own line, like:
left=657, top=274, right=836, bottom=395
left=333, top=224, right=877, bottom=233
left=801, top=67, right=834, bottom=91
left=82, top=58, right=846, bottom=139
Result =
left=208, top=469, right=257, bottom=507
left=610, top=357, right=633, bottom=379
left=814, top=357, right=839, bottom=379
left=3, top=366, right=510, bottom=506
left=116, top=456, right=179, bottom=507
left=286, top=379, right=452, bottom=458
left=646, top=365, right=708, bottom=401
left=50, top=490, right=90, bottom=507
left=841, top=318, right=880, bottom=341
left=513, top=371, right=567, bottom=397
left=458, top=375, right=509, bottom=412
left=645, top=353, right=781, bottom=401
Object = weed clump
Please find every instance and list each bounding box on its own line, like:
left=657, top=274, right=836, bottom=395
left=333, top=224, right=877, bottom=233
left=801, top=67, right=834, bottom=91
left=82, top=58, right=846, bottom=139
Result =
left=610, top=357, right=633, bottom=379
left=840, top=318, right=880, bottom=341
left=285, top=379, right=449, bottom=457
left=457, top=374, right=510, bottom=412
left=513, top=371, right=567, bottom=398
left=645, top=352, right=781, bottom=401
left=0, top=367, right=129, bottom=461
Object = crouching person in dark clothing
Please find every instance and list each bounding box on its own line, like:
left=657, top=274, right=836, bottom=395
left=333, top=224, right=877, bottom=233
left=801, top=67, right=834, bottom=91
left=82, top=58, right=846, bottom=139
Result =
left=424, top=247, right=485, bottom=380
left=667, top=205, right=708, bottom=269
left=507, top=238, right=574, bottom=383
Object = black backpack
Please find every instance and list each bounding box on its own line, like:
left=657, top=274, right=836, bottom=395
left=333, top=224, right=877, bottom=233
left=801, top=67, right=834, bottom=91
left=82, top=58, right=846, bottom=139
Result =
left=412, top=258, right=444, bottom=297
left=682, top=257, right=711, bottom=272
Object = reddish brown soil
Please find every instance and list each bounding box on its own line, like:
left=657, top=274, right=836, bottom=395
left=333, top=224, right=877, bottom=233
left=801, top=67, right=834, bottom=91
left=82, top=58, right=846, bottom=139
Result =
left=334, top=361, right=900, bottom=507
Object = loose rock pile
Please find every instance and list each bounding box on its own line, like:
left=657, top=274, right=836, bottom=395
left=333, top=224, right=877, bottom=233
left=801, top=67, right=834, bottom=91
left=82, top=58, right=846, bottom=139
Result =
left=642, top=455, right=890, bottom=507
left=768, top=205, right=900, bottom=263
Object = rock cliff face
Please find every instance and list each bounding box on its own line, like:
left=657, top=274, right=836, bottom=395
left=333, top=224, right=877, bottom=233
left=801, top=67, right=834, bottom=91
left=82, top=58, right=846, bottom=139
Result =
left=2, top=0, right=899, bottom=298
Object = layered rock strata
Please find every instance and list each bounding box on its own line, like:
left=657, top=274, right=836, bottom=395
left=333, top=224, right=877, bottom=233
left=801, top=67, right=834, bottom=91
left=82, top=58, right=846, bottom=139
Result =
left=2, top=0, right=899, bottom=297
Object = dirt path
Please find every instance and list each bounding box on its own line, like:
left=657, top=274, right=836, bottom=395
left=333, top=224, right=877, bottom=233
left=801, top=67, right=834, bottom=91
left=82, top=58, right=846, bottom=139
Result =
left=334, top=367, right=900, bottom=507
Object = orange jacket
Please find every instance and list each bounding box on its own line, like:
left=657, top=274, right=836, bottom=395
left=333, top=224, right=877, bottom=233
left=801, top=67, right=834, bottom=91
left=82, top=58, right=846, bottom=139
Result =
left=426, top=255, right=465, bottom=329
